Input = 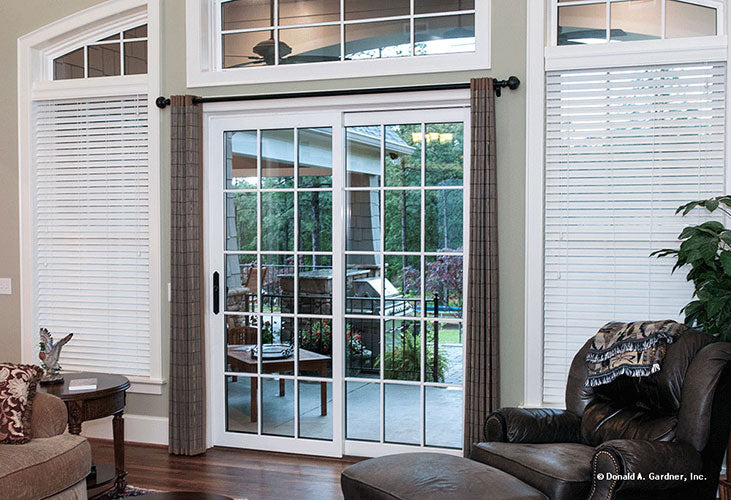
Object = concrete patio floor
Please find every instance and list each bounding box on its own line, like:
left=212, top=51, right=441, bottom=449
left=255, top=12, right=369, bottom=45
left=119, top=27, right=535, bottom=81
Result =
left=226, top=369, right=463, bottom=449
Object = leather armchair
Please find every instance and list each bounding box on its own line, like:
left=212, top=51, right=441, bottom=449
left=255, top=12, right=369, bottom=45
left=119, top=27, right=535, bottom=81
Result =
left=471, top=329, right=731, bottom=500
left=484, top=408, right=581, bottom=444
left=590, top=440, right=702, bottom=498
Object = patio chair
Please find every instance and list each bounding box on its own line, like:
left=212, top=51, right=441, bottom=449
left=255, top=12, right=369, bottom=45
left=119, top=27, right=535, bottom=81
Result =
left=226, top=319, right=257, bottom=345
left=245, top=266, right=267, bottom=317
left=227, top=321, right=256, bottom=383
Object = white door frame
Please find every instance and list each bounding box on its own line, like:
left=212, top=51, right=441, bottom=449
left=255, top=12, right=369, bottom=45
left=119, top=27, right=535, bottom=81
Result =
left=203, top=90, right=471, bottom=457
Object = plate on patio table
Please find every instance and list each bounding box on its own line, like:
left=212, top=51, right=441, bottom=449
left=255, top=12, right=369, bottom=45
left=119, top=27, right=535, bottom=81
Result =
left=253, top=344, right=293, bottom=359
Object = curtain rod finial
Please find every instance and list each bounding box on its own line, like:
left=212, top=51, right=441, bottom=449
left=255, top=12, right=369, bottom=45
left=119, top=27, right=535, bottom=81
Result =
left=493, top=76, right=521, bottom=97
left=156, top=96, right=171, bottom=109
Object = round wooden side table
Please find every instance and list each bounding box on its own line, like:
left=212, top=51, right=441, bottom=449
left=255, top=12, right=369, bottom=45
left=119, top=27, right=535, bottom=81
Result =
left=39, top=372, right=130, bottom=498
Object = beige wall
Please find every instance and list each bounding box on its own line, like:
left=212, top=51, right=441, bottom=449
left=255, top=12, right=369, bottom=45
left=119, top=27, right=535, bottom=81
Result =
left=0, top=0, right=527, bottom=420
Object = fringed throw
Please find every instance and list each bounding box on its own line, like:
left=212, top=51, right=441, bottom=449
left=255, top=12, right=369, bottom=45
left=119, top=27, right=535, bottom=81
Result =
left=585, top=320, right=688, bottom=387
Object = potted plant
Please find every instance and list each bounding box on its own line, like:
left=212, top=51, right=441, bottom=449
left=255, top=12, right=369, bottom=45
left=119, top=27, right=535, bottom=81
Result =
left=651, top=195, right=731, bottom=490
left=297, top=320, right=369, bottom=361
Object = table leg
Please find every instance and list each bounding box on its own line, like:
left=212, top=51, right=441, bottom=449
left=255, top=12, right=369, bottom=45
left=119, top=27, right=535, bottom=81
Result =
left=279, top=378, right=285, bottom=397
left=251, top=377, right=258, bottom=423
left=67, top=401, right=83, bottom=435
left=67, top=405, right=98, bottom=490
left=111, top=411, right=127, bottom=495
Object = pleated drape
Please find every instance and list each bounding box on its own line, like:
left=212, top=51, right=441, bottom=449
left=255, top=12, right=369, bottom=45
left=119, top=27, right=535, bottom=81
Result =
left=463, top=78, right=500, bottom=456
left=169, top=95, right=206, bottom=456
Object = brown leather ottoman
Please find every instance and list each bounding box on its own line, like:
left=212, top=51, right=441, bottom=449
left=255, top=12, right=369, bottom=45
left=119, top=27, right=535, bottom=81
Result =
left=341, top=452, right=548, bottom=500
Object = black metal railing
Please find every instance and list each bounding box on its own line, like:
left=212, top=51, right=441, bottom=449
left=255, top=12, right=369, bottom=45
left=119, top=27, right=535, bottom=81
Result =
left=260, top=292, right=333, bottom=315
left=260, top=292, right=294, bottom=314
left=251, top=289, right=462, bottom=382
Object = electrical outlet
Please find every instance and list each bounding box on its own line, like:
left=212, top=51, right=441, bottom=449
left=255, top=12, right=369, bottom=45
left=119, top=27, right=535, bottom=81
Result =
left=0, top=278, right=11, bottom=295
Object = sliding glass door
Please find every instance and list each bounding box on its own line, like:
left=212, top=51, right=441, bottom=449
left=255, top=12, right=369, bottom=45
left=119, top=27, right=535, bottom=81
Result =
left=208, top=105, right=469, bottom=457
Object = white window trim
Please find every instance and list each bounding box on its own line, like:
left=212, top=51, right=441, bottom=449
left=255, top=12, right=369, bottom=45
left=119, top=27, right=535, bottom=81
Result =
left=17, top=0, right=165, bottom=394
left=185, top=0, right=491, bottom=88
left=524, top=0, right=547, bottom=409
left=545, top=35, right=727, bottom=71
left=524, top=0, right=731, bottom=408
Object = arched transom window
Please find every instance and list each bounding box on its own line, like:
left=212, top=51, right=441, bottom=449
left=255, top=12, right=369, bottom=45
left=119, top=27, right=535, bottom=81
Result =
left=556, top=0, right=721, bottom=45
left=53, top=23, right=148, bottom=79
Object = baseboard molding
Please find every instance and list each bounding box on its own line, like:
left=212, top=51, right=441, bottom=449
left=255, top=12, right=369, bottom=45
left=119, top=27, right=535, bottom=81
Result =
left=81, top=414, right=168, bottom=446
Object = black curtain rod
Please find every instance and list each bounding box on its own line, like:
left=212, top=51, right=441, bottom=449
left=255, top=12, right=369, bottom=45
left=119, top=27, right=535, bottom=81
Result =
left=155, top=77, right=520, bottom=109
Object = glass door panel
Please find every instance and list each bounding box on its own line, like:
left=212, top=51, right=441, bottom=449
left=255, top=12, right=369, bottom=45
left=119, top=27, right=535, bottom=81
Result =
left=211, top=113, right=340, bottom=457
left=343, top=109, right=468, bottom=454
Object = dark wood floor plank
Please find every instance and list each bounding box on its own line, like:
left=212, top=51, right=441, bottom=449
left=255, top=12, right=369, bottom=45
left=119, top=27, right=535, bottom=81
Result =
left=89, top=439, right=359, bottom=500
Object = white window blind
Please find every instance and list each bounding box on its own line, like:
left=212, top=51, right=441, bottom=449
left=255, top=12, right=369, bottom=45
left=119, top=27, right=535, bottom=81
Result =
left=32, top=95, right=151, bottom=377
left=543, top=62, right=726, bottom=405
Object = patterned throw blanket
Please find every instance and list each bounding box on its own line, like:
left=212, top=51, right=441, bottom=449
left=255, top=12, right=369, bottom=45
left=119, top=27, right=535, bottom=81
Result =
left=585, top=320, right=688, bottom=387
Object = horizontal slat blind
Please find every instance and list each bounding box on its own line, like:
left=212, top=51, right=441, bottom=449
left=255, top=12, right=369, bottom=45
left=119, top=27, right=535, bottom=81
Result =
left=33, top=95, right=151, bottom=377
left=543, top=63, right=726, bottom=405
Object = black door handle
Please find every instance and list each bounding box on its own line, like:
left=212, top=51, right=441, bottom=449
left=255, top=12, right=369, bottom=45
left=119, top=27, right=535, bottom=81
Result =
left=213, top=271, right=220, bottom=314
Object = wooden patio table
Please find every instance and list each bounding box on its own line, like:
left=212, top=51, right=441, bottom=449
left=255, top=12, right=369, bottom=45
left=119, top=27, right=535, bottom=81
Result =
left=227, top=345, right=330, bottom=422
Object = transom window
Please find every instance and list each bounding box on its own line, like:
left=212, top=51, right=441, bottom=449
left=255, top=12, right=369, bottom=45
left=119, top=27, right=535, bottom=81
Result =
left=53, top=24, right=148, bottom=79
left=556, top=0, right=719, bottom=45
left=219, top=0, right=475, bottom=68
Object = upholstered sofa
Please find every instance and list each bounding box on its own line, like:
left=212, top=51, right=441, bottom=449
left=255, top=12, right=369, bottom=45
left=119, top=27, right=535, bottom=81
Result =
left=342, top=329, right=731, bottom=500
left=0, top=392, right=91, bottom=500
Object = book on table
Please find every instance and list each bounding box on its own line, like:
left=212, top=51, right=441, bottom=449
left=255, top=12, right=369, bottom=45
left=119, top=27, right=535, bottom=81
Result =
left=68, top=378, right=97, bottom=391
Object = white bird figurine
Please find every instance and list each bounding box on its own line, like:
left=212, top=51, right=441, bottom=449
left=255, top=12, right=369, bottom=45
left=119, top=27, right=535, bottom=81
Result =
left=38, top=328, right=73, bottom=384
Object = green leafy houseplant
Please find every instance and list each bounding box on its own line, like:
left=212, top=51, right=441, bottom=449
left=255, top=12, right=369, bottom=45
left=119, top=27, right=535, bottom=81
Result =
left=651, top=195, right=731, bottom=341
left=652, top=195, right=731, bottom=494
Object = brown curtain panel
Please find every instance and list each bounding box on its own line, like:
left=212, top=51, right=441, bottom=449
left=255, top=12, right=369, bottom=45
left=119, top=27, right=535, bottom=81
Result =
left=169, top=95, right=206, bottom=456
left=463, top=78, right=500, bottom=457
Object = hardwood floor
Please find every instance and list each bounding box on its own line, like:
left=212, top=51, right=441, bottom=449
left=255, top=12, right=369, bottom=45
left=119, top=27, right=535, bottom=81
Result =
left=89, top=439, right=360, bottom=500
